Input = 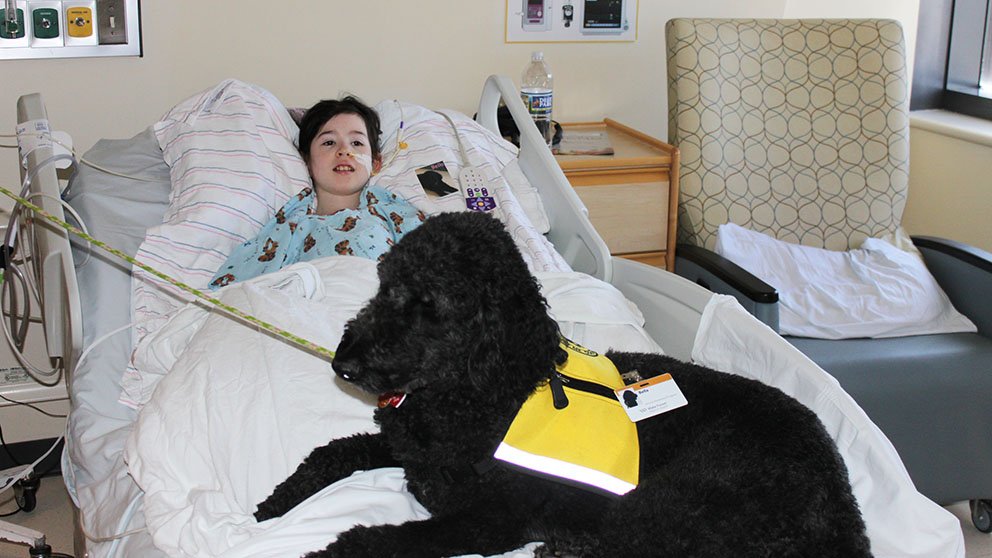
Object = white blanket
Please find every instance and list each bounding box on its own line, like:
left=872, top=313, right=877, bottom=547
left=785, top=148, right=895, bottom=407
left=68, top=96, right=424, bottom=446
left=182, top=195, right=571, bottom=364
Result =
left=124, top=257, right=660, bottom=558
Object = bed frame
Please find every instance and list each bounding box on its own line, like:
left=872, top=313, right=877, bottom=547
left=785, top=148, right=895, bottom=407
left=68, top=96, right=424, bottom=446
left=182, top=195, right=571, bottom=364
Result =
left=18, top=75, right=711, bottom=368
left=15, top=93, right=82, bottom=385
left=15, top=75, right=715, bottom=556
left=476, top=76, right=710, bottom=359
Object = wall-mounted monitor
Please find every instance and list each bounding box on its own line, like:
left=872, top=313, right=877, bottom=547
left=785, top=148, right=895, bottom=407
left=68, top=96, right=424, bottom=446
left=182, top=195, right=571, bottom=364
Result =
left=581, top=0, right=627, bottom=35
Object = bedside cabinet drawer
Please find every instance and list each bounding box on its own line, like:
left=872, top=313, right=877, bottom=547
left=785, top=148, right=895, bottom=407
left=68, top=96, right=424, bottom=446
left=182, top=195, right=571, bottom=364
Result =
left=572, top=180, right=669, bottom=255
left=554, top=119, right=680, bottom=270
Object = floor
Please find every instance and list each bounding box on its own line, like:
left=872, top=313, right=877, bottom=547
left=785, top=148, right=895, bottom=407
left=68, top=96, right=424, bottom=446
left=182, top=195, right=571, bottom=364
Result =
left=0, top=478, right=990, bottom=557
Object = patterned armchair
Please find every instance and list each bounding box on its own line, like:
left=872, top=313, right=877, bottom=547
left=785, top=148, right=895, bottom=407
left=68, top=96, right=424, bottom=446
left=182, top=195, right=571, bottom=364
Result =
left=667, top=18, right=992, bottom=528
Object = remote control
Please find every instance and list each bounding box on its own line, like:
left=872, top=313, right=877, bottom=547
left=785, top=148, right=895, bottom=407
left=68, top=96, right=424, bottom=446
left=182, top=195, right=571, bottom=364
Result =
left=460, top=167, right=497, bottom=212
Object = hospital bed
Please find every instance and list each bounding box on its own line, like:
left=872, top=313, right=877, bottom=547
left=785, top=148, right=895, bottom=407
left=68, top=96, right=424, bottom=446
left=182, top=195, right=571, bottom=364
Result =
left=13, top=75, right=965, bottom=558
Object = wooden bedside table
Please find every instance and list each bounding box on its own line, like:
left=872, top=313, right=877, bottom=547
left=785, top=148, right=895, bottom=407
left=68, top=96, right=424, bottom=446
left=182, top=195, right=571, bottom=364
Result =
left=553, top=119, right=679, bottom=270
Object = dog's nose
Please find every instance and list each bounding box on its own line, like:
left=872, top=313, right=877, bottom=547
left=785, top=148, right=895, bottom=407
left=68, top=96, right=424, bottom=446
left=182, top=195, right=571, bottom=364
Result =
left=332, top=357, right=356, bottom=381
left=332, top=329, right=359, bottom=381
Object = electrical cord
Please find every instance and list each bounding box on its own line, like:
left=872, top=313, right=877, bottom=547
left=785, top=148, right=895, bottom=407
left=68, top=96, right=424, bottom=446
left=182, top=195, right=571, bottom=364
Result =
left=0, top=131, right=161, bottom=183
left=0, top=432, right=62, bottom=496
left=0, top=148, right=96, bottom=386
left=0, top=394, right=66, bottom=419
left=0, top=421, right=21, bottom=466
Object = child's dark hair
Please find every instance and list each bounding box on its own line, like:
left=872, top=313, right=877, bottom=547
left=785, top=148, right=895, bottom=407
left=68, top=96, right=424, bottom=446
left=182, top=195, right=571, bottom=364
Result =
left=298, top=96, right=382, bottom=163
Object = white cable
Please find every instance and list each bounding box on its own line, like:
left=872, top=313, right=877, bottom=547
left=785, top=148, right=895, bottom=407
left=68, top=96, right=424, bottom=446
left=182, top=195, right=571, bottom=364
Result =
left=0, top=203, right=62, bottom=384
left=0, top=433, right=63, bottom=496
left=77, top=156, right=161, bottom=183
left=0, top=287, right=60, bottom=385
left=3, top=131, right=160, bottom=183
left=0, top=140, right=86, bottom=384
left=97, top=492, right=144, bottom=558
left=76, top=322, right=132, bottom=379
left=25, top=191, right=92, bottom=268
left=19, top=152, right=74, bottom=184
left=64, top=322, right=146, bottom=552
left=434, top=109, right=471, bottom=164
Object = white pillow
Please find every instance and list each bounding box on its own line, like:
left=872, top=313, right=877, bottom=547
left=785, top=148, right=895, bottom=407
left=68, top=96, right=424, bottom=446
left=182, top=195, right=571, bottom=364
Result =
left=123, top=79, right=311, bottom=408
left=373, top=102, right=566, bottom=273
left=714, top=223, right=977, bottom=339
left=374, top=101, right=551, bottom=233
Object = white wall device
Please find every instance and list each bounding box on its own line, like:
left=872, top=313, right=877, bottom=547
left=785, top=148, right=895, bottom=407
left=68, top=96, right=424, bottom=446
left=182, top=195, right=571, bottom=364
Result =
left=521, top=0, right=550, bottom=32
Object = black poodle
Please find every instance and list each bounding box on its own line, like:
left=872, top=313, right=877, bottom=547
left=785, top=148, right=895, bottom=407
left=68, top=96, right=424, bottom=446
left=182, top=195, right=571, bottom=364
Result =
left=255, top=211, right=870, bottom=558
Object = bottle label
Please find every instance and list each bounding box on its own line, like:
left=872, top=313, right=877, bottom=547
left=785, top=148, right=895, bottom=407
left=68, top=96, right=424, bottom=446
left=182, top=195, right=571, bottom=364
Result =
left=521, top=91, right=553, bottom=117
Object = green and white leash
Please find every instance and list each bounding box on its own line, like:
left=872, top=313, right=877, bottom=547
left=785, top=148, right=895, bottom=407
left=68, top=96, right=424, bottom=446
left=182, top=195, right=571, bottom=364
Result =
left=0, top=184, right=337, bottom=361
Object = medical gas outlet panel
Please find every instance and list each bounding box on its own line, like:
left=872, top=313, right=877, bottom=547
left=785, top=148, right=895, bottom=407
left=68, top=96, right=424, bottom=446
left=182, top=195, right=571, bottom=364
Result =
left=0, top=0, right=140, bottom=59
left=506, top=0, right=637, bottom=43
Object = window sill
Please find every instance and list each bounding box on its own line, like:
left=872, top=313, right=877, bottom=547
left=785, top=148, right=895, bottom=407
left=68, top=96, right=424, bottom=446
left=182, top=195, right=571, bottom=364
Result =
left=910, top=109, right=992, bottom=148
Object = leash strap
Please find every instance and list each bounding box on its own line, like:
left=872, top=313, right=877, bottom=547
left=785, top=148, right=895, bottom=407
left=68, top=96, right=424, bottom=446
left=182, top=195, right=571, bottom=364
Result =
left=0, top=184, right=336, bottom=361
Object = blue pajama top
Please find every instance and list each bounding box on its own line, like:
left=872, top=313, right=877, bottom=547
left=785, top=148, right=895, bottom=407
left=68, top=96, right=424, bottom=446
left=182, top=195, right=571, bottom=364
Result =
left=209, top=185, right=425, bottom=289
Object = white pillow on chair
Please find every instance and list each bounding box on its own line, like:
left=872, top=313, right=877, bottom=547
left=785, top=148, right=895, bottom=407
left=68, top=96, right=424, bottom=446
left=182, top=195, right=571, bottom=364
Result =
left=715, top=223, right=977, bottom=339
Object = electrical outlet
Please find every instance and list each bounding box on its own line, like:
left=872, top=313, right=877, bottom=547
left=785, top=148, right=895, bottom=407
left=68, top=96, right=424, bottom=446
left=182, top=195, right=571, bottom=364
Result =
left=96, top=0, right=125, bottom=44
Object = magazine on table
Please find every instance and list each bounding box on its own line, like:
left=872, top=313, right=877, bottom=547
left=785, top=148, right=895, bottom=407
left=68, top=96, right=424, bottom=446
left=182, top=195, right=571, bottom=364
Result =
left=553, top=130, right=614, bottom=156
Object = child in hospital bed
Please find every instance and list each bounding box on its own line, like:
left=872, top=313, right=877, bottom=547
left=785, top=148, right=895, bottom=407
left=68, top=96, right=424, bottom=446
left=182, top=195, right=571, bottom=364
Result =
left=209, top=96, right=426, bottom=289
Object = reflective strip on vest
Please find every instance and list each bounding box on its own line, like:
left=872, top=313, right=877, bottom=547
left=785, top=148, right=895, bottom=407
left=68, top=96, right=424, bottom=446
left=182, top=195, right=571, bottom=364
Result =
left=494, top=339, right=639, bottom=495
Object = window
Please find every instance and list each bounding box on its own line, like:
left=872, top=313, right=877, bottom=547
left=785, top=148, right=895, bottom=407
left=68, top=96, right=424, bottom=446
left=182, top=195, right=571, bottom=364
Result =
left=920, top=0, right=992, bottom=118
left=912, top=0, right=992, bottom=119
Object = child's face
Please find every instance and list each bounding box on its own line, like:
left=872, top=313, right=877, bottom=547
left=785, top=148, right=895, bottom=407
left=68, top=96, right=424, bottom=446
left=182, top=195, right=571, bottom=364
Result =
left=307, top=113, right=382, bottom=203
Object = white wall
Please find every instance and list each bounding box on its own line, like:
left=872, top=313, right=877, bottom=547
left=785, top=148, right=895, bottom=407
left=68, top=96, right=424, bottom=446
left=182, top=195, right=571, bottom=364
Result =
left=905, top=125, right=992, bottom=252
left=1, top=0, right=919, bottom=203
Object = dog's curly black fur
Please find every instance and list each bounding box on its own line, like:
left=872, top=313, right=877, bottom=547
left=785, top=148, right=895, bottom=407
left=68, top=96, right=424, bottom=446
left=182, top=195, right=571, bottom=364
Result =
left=255, top=212, right=871, bottom=558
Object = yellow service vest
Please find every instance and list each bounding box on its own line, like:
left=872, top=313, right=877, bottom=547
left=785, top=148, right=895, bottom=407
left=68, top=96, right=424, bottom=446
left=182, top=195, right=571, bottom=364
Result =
left=493, top=338, right=639, bottom=495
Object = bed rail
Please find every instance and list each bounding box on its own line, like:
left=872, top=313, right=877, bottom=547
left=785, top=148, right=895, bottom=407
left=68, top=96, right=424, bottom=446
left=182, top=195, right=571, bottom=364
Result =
left=15, top=93, right=82, bottom=381
left=476, top=75, right=719, bottom=359
left=477, top=75, right=613, bottom=282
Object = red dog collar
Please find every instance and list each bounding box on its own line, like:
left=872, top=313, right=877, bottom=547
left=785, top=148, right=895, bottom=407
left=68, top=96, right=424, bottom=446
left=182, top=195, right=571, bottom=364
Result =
left=378, top=392, right=407, bottom=409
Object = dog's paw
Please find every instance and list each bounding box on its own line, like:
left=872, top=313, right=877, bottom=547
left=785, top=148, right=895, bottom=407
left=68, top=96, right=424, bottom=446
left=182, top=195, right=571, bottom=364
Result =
left=534, top=542, right=584, bottom=558
left=252, top=497, right=282, bottom=522
left=303, top=526, right=374, bottom=558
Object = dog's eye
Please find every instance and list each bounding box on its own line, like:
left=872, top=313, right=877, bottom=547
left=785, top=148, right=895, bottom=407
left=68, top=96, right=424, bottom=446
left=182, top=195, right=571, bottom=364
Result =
left=411, top=294, right=437, bottom=317
left=418, top=295, right=435, bottom=309
left=380, top=284, right=408, bottom=304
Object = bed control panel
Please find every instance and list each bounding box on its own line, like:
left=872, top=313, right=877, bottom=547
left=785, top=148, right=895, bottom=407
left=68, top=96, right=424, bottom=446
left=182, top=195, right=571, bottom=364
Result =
left=0, top=0, right=139, bottom=59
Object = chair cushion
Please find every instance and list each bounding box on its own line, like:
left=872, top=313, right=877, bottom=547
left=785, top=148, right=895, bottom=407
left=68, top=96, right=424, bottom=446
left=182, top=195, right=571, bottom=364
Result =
left=788, top=332, right=992, bottom=503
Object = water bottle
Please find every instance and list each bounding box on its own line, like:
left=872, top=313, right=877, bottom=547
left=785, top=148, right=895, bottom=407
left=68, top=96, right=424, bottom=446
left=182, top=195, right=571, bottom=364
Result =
left=521, top=51, right=554, bottom=147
